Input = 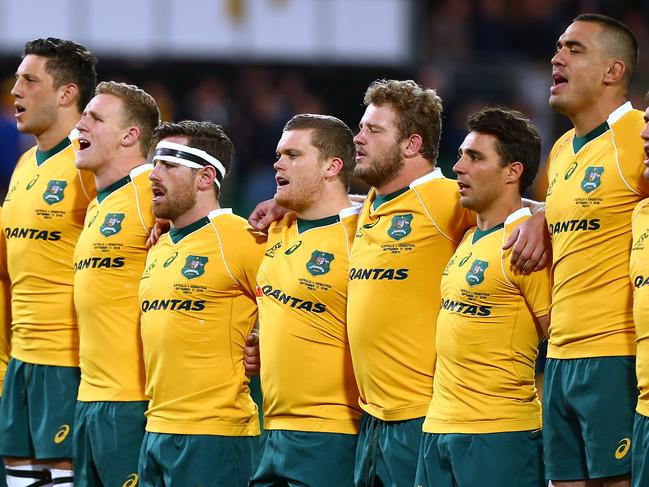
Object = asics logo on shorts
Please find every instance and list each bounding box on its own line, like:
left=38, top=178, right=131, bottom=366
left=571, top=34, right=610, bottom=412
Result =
left=615, top=437, right=631, bottom=459
left=54, top=424, right=70, bottom=444
left=122, top=473, right=139, bottom=487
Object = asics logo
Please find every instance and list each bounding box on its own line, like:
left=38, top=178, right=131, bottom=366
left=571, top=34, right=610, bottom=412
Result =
left=615, top=438, right=631, bottom=459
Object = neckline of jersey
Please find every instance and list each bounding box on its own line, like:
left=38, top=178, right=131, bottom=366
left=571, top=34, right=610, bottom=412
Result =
left=169, top=216, right=211, bottom=244
left=96, top=174, right=132, bottom=204
left=297, top=214, right=341, bottom=234
left=572, top=121, right=610, bottom=154
left=372, top=186, right=409, bottom=211
left=35, top=137, right=72, bottom=166
left=472, top=222, right=505, bottom=244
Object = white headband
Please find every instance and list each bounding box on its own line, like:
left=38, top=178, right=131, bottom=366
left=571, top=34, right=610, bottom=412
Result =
left=153, top=140, right=227, bottom=188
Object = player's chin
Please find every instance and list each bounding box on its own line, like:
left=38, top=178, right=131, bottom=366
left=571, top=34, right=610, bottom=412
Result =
left=548, top=94, right=571, bottom=113
left=458, top=195, right=476, bottom=211
left=74, top=156, right=90, bottom=170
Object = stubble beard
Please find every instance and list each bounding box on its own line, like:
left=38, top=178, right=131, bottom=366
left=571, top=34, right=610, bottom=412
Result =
left=353, top=144, right=404, bottom=189
left=153, top=185, right=198, bottom=223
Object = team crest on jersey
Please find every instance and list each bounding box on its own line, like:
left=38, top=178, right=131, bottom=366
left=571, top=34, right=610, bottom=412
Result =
left=306, top=250, right=334, bottom=276
left=182, top=255, right=208, bottom=279
left=100, top=213, right=125, bottom=237
left=387, top=214, right=413, bottom=240
left=465, top=259, right=488, bottom=286
left=581, top=166, right=604, bottom=193
left=43, top=179, right=67, bottom=205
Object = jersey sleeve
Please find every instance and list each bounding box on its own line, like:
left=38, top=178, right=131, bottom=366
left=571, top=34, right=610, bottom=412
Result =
left=616, top=123, right=649, bottom=196
left=510, top=264, right=552, bottom=318
left=221, top=220, right=267, bottom=298
left=78, top=168, right=97, bottom=202
left=418, top=180, right=477, bottom=243
left=131, top=165, right=155, bottom=233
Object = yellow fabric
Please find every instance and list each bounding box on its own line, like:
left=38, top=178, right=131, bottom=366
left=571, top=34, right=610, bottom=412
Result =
left=2, top=140, right=95, bottom=366
left=74, top=165, right=154, bottom=402
left=0, top=207, right=11, bottom=396
left=257, top=208, right=362, bottom=434
left=423, top=209, right=550, bottom=434
left=140, top=209, right=265, bottom=435
left=631, top=198, right=649, bottom=416
left=347, top=169, right=476, bottom=421
left=545, top=103, right=649, bottom=358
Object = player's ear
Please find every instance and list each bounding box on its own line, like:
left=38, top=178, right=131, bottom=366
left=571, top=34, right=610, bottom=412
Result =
left=604, top=60, right=625, bottom=85
left=197, top=165, right=217, bottom=190
left=58, top=83, right=79, bottom=109
left=403, top=134, right=423, bottom=159
left=507, top=161, right=524, bottom=185
left=324, top=157, right=344, bottom=179
left=122, top=126, right=141, bottom=148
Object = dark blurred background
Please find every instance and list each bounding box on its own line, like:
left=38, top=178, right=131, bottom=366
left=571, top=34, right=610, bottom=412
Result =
left=1, top=0, right=649, bottom=214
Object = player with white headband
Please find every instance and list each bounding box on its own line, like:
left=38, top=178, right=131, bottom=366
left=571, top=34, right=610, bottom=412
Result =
left=138, top=120, right=265, bottom=486
left=153, top=139, right=227, bottom=188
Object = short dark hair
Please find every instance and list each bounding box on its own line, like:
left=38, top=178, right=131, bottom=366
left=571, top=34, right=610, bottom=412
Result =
left=466, top=108, right=541, bottom=195
left=151, top=121, right=234, bottom=199
left=574, top=13, right=638, bottom=85
left=24, top=38, right=97, bottom=112
left=283, top=114, right=355, bottom=187
left=363, top=79, right=443, bottom=165
left=96, top=81, right=160, bottom=157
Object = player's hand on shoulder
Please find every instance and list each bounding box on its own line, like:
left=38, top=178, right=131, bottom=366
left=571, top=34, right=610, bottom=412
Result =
left=248, top=199, right=288, bottom=233
left=503, top=211, right=551, bottom=274
left=244, top=331, right=260, bottom=376
left=146, top=219, right=171, bottom=248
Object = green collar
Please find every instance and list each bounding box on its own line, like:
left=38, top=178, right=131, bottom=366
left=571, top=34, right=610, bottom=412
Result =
left=35, top=137, right=71, bottom=166
left=96, top=174, right=131, bottom=204
left=169, top=216, right=210, bottom=244
left=572, top=121, right=609, bottom=153
left=297, top=214, right=340, bottom=234
left=472, top=223, right=504, bottom=244
left=372, top=186, right=409, bottom=211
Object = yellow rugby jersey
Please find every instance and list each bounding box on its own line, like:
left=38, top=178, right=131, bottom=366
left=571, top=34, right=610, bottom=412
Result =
left=0, top=208, right=10, bottom=396
left=631, top=198, right=649, bottom=416
left=423, top=209, right=550, bottom=434
left=2, top=137, right=95, bottom=366
left=347, top=168, right=476, bottom=421
left=139, top=209, right=265, bottom=436
left=545, top=102, right=649, bottom=359
left=257, top=207, right=362, bottom=434
left=74, top=165, right=154, bottom=402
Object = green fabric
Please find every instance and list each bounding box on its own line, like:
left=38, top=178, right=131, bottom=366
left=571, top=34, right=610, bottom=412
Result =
left=73, top=401, right=147, bottom=487
left=415, top=430, right=544, bottom=487
left=632, top=413, right=649, bottom=487
left=0, top=358, right=80, bottom=458
left=251, top=429, right=357, bottom=487
left=169, top=216, right=210, bottom=244
left=139, top=432, right=258, bottom=487
left=472, top=223, right=504, bottom=244
left=35, top=137, right=72, bottom=166
left=297, top=214, right=340, bottom=233
left=572, top=121, right=609, bottom=153
left=96, top=174, right=131, bottom=204
left=354, top=413, right=424, bottom=487
left=249, top=374, right=264, bottom=431
left=543, top=356, right=636, bottom=480
left=372, top=186, right=409, bottom=210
